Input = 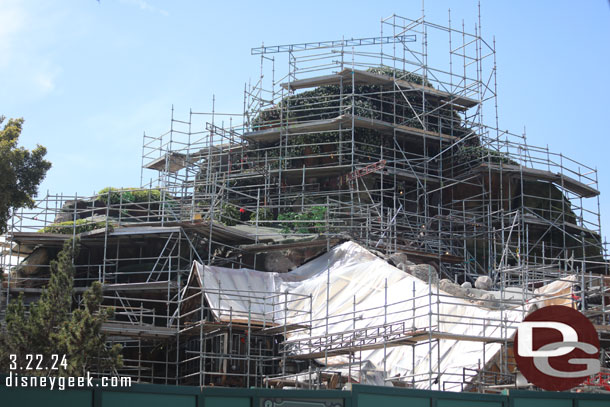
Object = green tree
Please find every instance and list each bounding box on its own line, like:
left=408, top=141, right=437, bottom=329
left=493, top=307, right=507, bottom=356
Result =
left=0, top=116, right=51, bottom=233
left=0, top=293, right=30, bottom=370
left=26, top=237, right=77, bottom=358
left=61, top=281, right=123, bottom=376
left=0, top=238, right=122, bottom=376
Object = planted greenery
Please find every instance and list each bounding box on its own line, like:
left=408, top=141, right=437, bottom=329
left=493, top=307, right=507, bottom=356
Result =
left=454, top=145, right=515, bottom=166
left=249, top=207, right=274, bottom=224
left=251, top=66, right=471, bottom=171
left=219, top=203, right=241, bottom=226
left=252, top=66, right=463, bottom=135
left=278, top=206, right=327, bottom=234
left=367, top=66, right=429, bottom=85
left=96, top=187, right=162, bottom=205
left=39, top=218, right=114, bottom=234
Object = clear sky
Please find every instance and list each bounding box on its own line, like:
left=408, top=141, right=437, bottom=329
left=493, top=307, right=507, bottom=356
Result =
left=1, top=0, right=609, bottom=246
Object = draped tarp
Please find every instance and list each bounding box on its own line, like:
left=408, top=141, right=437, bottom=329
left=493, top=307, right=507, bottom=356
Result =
left=189, top=241, right=525, bottom=390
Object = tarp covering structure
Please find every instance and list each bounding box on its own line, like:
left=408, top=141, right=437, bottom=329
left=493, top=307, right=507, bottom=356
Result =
left=532, top=274, right=578, bottom=309
left=189, top=241, right=526, bottom=391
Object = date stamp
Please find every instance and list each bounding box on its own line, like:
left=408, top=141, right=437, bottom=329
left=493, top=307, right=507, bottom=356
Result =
left=4, top=354, right=131, bottom=390
left=9, top=354, right=68, bottom=371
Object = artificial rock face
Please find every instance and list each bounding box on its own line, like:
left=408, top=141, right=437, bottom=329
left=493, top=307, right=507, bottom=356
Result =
left=396, top=262, right=438, bottom=284
left=406, top=264, right=439, bottom=284
left=438, top=278, right=500, bottom=309
left=439, top=279, right=462, bottom=297
left=260, top=246, right=327, bottom=273
left=474, top=275, right=493, bottom=291
left=388, top=253, right=414, bottom=267
left=263, top=251, right=298, bottom=273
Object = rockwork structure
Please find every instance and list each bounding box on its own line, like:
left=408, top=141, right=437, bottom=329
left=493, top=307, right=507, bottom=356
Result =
left=1, top=12, right=609, bottom=392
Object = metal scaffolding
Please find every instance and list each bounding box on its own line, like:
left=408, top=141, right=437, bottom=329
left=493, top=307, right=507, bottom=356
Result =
left=1, top=11, right=609, bottom=393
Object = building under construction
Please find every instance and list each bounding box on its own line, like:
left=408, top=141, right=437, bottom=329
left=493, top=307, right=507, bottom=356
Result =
left=1, top=13, right=609, bottom=393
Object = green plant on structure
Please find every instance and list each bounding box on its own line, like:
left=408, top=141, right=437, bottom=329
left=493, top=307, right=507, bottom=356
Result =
left=249, top=207, right=275, bottom=226
left=250, top=66, right=470, bottom=168
left=454, top=145, right=515, bottom=166
left=38, top=218, right=115, bottom=235
left=219, top=203, right=240, bottom=226
left=251, top=66, right=457, bottom=129
left=96, top=187, right=163, bottom=205
left=278, top=206, right=327, bottom=234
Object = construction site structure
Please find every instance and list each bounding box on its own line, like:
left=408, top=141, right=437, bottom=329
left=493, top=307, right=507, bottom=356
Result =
left=1, top=11, right=609, bottom=393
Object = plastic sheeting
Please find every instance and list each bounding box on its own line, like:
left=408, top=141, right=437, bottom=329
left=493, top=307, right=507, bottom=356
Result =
left=532, top=274, right=578, bottom=308
left=190, top=241, right=525, bottom=391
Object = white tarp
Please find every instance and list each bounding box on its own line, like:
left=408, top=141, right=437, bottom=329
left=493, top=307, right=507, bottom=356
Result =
left=532, top=274, right=578, bottom=308
left=191, top=241, right=525, bottom=391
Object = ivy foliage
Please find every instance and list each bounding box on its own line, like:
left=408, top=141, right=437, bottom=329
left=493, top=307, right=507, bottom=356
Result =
left=38, top=218, right=114, bottom=234
left=278, top=206, right=327, bottom=234
left=250, top=67, right=474, bottom=171
left=0, top=116, right=52, bottom=234
left=252, top=67, right=465, bottom=136
left=0, top=238, right=122, bottom=376
left=219, top=203, right=241, bottom=226
left=97, top=187, right=162, bottom=205
left=249, top=207, right=275, bottom=224
left=454, top=145, right=515, bottom=166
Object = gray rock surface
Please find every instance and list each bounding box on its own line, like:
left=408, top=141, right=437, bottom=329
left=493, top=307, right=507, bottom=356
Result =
left=388, top=253, right=414, bottom=267
left=16, top=248, right=48, bottom=275
left=439, top=279, right=462, bottom=296
left=438, top=278, right=499, bottom=309
left=54, top=199, right=89, bottom=223
left=405, top=264, right=438, bottom=284
left=474, top=275, right=493, bottom=290
left=264, top=251, right=297, bottom=273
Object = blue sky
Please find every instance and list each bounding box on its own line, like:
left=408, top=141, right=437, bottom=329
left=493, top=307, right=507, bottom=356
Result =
left=1, top=0, right=609, bottom=244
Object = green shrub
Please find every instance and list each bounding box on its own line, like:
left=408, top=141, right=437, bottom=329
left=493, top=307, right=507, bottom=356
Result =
left=38, top=218, right=114, bottom=235
left=278, top=206, right=327, bottom=234
left=249, top=207, right=275, bottom=225
left=454, top=146, right=514, bottom=166
left=219, top=203, right=240, bottom=226
left=96, top=187, right=162, bottom=205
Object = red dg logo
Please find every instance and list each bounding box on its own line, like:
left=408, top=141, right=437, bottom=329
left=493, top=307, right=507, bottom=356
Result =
left=514, top=305, right=600, bottom=391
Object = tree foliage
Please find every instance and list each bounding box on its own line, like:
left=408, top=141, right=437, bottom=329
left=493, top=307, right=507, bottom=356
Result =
left=278, top=206, right=327, bottom=234
left=0, top=116, right=51, bottom=233
left=61, top=280, right=122, bottom=376
left=0, top=238, right=122, bottom=376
